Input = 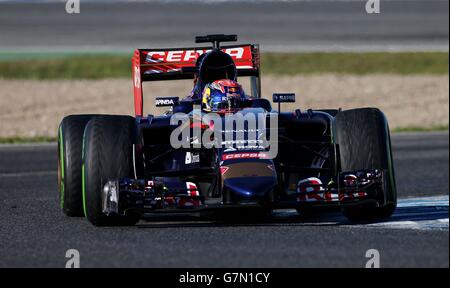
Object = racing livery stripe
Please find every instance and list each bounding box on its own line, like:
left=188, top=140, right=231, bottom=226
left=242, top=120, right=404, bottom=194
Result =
left=59, top=125, right=65, bottom=209
left=81, top=128, right=87, bottom=218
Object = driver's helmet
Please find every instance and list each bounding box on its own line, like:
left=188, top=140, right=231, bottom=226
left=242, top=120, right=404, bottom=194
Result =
left=198, top=50, right=237, bottom=84
left=202, top=79, right=246, bottom=112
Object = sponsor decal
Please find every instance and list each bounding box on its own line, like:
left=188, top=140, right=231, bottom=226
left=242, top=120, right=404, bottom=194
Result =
left=140, top=46, right=254, bottom=74
left=223, top=147, right=237, bottom=153
left=185, top=152, right=200, bottom=164
left=338, top=191, right=367, bottom=201
left=133, top=65, right=141, bottom=89
left=222, top=152, right=269, bottom=161
left=296, top=173, right=375, bottom=203
left=178, top=182, right=201, bottom=207
left=145, top=47, right=245, bottom=63
left=297, top=177, right=328, bottom=202
left=156, top=99, right=173, bottom=105
left=186, top=182, right=199, bottom=196
left=273, top=93, right=296, bottom=103
left=155, top=97, right=179, bottom=107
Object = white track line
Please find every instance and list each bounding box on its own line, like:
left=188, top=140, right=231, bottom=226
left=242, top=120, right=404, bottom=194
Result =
left=275, top=196, right=449, bottom=231
left=362, top=196, right=449, bottom=231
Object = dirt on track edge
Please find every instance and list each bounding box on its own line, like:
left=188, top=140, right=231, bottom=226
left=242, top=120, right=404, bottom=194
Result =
left=0, top=74, right=448, bottom=138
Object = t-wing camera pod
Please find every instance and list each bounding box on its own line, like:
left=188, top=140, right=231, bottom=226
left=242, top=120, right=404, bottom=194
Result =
left=195, top=34, right=238, bottom=49
left=194, top=34, right=261, bottom=99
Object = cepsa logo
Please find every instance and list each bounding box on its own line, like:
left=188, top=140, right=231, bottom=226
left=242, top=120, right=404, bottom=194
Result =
left=222, top=152, right=270, bottom=161
left=145, top=47, right=246, bottom=63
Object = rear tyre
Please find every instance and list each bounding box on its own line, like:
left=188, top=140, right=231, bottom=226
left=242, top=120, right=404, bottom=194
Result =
left=58, top=115, right=98, bottom=217
left=335, top=108, right=397, bottom=222
left=83, top=115, right=139, bottom=226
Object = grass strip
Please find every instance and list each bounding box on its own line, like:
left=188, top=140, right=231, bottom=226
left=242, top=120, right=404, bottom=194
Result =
left=0, top=52, right=447, bottom=79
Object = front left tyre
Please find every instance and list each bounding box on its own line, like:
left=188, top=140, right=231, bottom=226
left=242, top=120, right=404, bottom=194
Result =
left=335, top=108, right=397, bottom=221
left=82, top=115, right=139, bottom=226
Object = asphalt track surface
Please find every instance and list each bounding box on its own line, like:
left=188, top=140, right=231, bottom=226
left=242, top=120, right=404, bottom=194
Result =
left=0, top=132, right=448, bottom=267
left=0, top=0, right=448, bottom=52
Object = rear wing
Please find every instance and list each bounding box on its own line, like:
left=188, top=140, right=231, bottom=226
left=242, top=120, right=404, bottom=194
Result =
left=132, top=44, right=261, bottom=116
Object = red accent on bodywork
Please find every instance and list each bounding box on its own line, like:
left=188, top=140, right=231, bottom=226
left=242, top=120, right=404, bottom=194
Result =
left=132, top=45, right=258, bottom=117
left=220, top=166, right=229, bottom=175
left=132, top=49, right=144, bottom=117
left=190, top=122, right=208, bottom=130
left=139, top=46, right=254, bottom=74
left=297, top=178, right=324, bottom=202
left=178, top=182, right=200, bottom=207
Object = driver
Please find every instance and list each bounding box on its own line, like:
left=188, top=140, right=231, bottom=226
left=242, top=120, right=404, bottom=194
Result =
left=190, top=50, right=237, bottom=100
left=201, top=79, right=246, bottom=112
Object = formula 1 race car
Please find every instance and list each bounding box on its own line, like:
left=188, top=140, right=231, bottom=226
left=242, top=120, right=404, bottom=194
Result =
left=58, top=35, right=397, bottom=226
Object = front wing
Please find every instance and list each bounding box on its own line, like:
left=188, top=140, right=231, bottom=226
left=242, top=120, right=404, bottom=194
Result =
left=102, top=170, right=387, bottom=216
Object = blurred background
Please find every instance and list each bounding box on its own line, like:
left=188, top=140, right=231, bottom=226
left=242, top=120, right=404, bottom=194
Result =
left=0, top=0, right=448, bottom=141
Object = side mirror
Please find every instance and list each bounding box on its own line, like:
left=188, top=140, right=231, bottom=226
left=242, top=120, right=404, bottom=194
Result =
left=272, top=93, right=295, bottom=103
left=272, top=93, right=295, bottom=113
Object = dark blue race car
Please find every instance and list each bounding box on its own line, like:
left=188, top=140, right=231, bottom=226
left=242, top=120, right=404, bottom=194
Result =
left=57, top=35, right=397, bottom=226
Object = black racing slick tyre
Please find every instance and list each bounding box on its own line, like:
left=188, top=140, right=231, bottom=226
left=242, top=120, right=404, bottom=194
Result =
left=82, top=115, right=139, bottom=226
left=58, top=114, right=99, bottom=217
left=335, top=108, right=397, bottom=222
